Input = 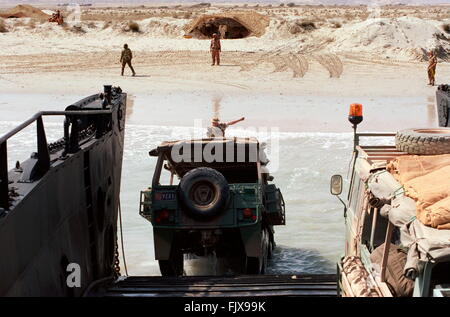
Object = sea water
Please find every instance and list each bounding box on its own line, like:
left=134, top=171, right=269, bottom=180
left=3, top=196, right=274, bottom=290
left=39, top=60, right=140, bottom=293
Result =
left=0, top=92, right=436, bottom=275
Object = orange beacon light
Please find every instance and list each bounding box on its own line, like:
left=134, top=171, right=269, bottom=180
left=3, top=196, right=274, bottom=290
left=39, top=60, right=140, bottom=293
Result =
left=348, top=103, right=363, bottom=126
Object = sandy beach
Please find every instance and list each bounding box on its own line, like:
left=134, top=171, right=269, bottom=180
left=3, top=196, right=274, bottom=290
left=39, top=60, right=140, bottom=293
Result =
left=1, top=4, right=449, bottom=89
left=1, top=49, right=449, bottom=132
left=1, top=3, right=450, bottom=132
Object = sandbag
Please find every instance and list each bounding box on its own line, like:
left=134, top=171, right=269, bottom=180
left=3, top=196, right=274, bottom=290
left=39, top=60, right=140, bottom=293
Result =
left=386, top=195, right=417, bottom=228
left=388, top=154, right=450, bottom=183
left=405, top=166, right=450, bottom=228
left=421, top=196, right=450, bottom=230
left=367, top=170, right=403, bottom=201
left=387, top=155, right=450, bottom=230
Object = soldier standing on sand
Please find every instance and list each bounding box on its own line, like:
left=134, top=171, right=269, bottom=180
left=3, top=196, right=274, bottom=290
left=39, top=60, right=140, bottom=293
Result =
left=120, top=44, right=136, bottom=77
left=210, top=33, right=221, bottom=66
left=428, top=50, right=437, bottom=86
left=207, top=117, right=245, bottom=138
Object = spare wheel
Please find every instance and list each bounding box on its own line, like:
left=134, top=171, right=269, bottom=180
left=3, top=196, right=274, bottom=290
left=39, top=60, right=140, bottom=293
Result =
left=395, top=128, right=450, bottom=155
left=178, top=167, right=230, bottom=220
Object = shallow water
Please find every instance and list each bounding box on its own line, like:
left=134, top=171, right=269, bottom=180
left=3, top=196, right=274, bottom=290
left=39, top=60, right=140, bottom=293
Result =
left=0, top=92, right=435, bottom=275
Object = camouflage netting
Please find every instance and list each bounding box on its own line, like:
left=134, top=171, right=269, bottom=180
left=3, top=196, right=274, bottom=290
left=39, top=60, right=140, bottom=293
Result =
left=342, top=256, right=379, bottom=297
left=387, top=154, right=450, bottom=230
left=0, top=4, right=50, bottom=20
left=184, top=11, right=270, bottom=39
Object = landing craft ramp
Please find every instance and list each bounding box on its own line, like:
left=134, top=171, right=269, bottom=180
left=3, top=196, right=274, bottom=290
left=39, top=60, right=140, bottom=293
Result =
left=86, top=274, right=337, bottom=297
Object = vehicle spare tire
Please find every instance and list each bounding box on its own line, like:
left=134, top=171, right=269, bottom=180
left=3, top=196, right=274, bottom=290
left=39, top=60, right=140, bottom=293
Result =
left=395, top=128, right=450, bottom=155
left=179, top=167, right=230, bottom=220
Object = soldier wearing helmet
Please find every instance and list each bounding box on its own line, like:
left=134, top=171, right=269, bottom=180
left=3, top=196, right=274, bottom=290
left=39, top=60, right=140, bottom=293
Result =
left=207, top=117, right=245, bottom=138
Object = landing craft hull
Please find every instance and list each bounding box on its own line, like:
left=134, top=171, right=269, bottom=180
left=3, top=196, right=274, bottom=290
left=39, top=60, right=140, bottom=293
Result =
left=0, top=86, right=126, bottom=296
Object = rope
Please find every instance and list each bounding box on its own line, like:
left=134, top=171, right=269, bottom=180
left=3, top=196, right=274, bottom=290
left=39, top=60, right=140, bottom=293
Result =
left=392, top=186, right=406, bottom=198
left=118, top=199, right=128, bottom=276
left=366, top=169, right=405, bottom=198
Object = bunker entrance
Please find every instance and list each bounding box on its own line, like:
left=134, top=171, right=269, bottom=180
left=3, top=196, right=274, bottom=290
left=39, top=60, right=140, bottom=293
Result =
left=193, top=17, right=251, bottom=39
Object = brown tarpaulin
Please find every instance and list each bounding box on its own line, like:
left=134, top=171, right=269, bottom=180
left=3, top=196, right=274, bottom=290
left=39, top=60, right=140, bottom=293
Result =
left=387, top=154, right=450, bottom=230
left=370, top=243, right=414, bottom=297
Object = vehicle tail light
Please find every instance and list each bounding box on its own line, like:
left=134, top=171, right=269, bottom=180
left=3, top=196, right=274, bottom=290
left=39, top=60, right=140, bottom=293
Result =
left=155, top=209, right=172, bottom=224
left=243, top=208, right=254, bottom=219
left=160, top=209, right=170, bottom=220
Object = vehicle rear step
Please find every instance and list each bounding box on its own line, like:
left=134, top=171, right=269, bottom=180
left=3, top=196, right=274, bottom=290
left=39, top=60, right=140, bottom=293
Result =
left=87, top=274, right=337, bottom=297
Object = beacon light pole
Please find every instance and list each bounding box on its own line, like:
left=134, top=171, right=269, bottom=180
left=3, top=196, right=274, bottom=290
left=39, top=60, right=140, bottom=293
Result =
left=348, top=103, right=363, bottom=151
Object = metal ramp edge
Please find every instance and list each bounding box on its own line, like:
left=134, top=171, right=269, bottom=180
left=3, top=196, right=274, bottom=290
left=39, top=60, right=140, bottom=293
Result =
left=87, top=274, right=337, bottom=297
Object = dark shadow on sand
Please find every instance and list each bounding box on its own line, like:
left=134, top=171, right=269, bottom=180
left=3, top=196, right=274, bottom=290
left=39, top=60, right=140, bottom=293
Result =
left=130, top=75, right=151, bottom=78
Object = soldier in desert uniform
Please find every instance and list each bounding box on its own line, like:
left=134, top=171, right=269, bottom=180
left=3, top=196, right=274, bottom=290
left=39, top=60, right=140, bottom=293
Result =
left=207, top=117, right=245, bottom=138
left=210, top=33, right=221, bottom=66
left=120, top=44, right=136, bottom=77
left=428, top=50, right=437, bottom=86
left=49, top=10, right=64, bottom=25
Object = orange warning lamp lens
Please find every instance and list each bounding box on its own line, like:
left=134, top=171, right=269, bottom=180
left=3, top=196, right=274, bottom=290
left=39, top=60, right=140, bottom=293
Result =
left=349, top=104, right=363, bottom=117
left=348, top=103, right=363, bottom=126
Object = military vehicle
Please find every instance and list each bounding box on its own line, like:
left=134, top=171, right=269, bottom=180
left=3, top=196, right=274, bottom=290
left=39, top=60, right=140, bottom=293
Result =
left=436, top=84, right=450, bottom=127
left=0, top=86, right=126, bottom=296
left=331, top=104, right=450, bottom=297
left=140, top=137, right=286, bottom=276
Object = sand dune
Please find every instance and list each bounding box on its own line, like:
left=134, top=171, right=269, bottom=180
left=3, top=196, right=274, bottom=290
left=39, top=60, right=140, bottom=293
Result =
left=1, top=5, right=449, bottom=62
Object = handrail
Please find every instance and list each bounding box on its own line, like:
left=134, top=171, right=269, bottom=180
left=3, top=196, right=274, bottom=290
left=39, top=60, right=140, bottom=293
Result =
left=356, top=132, right=396, bottom=137
left=0, top=110, right=112, bottom=144
left=354, top=132, right=396, bottom=149
left=0, top=108, right=114, bottom=211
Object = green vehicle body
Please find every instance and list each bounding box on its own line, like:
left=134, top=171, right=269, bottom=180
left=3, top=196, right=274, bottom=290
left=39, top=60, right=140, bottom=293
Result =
left=140, top=138, right=285, bottom=276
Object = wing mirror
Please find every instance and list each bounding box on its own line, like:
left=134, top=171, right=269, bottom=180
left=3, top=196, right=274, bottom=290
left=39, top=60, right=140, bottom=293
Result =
left=330, top=175, right=347, bottom=217
left=330, top=174, right=343, bottom=196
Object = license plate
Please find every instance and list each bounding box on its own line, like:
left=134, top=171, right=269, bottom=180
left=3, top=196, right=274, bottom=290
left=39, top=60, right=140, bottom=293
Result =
left=155, top=192, right=176, bottom=201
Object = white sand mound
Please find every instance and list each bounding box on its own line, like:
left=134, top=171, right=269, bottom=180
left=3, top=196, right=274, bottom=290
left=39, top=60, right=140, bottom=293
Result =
left=139, top=18, right=187, bottom=38
left=332, top=17, right=450, bottom=61
left=42, top=10, right=56, bottom=16
left=0, top=12, right=449, bottom=62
